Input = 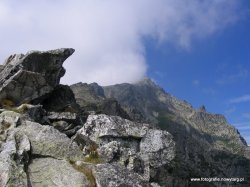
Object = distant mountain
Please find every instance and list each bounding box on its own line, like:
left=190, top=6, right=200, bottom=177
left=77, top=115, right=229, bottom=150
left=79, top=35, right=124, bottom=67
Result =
left=72, top=78, right=250, bottom=186
left=70, top=82, right=130, bottom=120
left=0, top=49, right=176, bottom=187
left=2, top=48, right=249, bottom=186
left=103, top=78, right=248, bottom=152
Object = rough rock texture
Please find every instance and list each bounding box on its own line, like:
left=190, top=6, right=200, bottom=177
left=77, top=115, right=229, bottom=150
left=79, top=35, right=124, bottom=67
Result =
left=103, top=78, right=250, bottom=186
left=0, top=49, right=177, bottom=187
left=76, top=114, right=175, bottom=183
left=29, top=158, right=89, bottom=187
left=0, top=48, right=74, bottom=105
left=1, top=48, right=249, bottom=186
left=37, top=84, right=80, bottom=112
left=17, top=121, right=84, bottom=161
left=47, top=111, right=83, bottom=137
left=0, top=111, right=88, bottom=186
left=70, top=82, right=130, bottom=119
left=0, top=131, right=30, bottom=187
left=93, top=163, right=153, bottom=187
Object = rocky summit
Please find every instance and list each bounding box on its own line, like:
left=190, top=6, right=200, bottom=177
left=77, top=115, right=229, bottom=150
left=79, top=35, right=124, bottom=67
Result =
left=0, top=49, right=249, bottom=187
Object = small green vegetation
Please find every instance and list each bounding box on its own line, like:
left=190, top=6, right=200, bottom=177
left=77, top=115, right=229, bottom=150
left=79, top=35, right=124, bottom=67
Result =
left=0, top=120, right=11, bottom=142
left=84, top=144, right=102, bottom=164
left=221, top=139, right=244, bottom=155
left=157, top=112, right=175, bottom=130
left=0, top=98, right=30, bottom=114
left=11, top=104, right=29, bottom=114
left=0, top=99, right=15, bottom=109
left=84, top=153, right=102, bottom=164
left=63, top=106, right=78, bottom=113
left=69, top=160, right=97, bottom=187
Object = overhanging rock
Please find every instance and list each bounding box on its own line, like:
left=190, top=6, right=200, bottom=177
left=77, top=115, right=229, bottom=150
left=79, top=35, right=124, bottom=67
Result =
left=0, top=48, right=74, bottom=106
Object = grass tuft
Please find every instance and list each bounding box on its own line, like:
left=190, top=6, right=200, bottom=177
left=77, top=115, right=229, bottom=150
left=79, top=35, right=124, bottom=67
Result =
left=69, top=160, right=97, bottom=187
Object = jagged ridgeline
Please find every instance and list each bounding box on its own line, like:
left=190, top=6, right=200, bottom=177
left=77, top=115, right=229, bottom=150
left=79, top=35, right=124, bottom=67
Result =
left=0, top=49, right=249, bottom=187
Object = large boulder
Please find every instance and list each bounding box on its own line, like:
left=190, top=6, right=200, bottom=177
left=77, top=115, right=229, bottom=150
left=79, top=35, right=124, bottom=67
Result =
left=37, top=85, right=80, bottom=112
left=28, top=158, right=89, bottom=187
left=0, top=110, right=87, bottom=187
left=75, top=114, right=175, bottom=181
left=16, top=120, right=84, bottom=161
left=93, top=163, right=153, bottom=187
left=47, top=111, right=83, bottom=137
left=0, top=130, right=30, bottom=187
left=70, top=82, right=131, bottom=120
left=0, top=48, right=74, bottom=106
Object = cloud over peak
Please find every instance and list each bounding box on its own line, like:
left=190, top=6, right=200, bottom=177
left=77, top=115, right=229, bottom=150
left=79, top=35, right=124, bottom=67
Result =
left=0, top=0, right=242, bottom=85
left=229, top=95, right=250, bottom=104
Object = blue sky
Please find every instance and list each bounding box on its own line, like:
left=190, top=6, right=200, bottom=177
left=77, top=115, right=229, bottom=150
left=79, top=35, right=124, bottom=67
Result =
left=0, top=0, right=249, bottom=144
left=146, top=5, right=250, bottom=145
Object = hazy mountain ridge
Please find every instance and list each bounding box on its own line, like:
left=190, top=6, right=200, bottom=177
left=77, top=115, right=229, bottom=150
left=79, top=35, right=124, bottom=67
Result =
left=103, top=78, right=247, bottom=152
left=0, top=48, right=249, bottom=187
left=72, top=78, right=250, bottom=185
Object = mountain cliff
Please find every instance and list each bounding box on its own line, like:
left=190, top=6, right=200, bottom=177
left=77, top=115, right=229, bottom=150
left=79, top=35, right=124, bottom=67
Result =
left=0, top=48, right=249, bottom=187
left=72, top=78, right=250, bottom=186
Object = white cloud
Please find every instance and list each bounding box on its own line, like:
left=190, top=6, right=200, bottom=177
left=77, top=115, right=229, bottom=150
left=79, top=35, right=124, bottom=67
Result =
left=233, top=122, right=250, bottom=130
left=224, top=107, right=236, bottom=116
left=216, top=66, right=248, bottom=85
left=242, top=113, right=250, bottom=119
left=229, top=95, right=250, bottom=104
left=233, top=122, right=250, bottom=145
left=202, top=87, right=217, bottom=95
left=192, top=80, right=200, bottom=86
left=0, top=0, right=242, bottom=85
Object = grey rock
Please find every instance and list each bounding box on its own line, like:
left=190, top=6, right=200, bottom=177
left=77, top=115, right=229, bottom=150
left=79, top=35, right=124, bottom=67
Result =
left=150, top=183, right=161, bottom=187
left=70, top=82, right=130, bottom=120
left=245, top=147, right=250, bottom=159
left=37, top=85, right=80, bottom=112
left=76, top=114, right=175, bottom=181
left=16, top=104, right=48, bottom=124
left=102, top=78, right=250, bottom=186
left=52, top=120, right=82, bottom=137
left=140, top=129, right=175, bottom=168
left=29, top=158, right=89, bottom=187
left=47, top=111, right=83, bottom=137
left=78, top=114, right=148, bottom=141
left=0, top=131, right=30, bottom=187
left=0, top=112, right=86, bottom=187
left=52, top=120, right=71, bottom=131
left=0, top=65, right=4, bottom=73
left=0, top=111, right=21, bottom=144
left=47, top=111, right=78, bottom=123
left=0, top=48, right=74, bottom=106
left=17, top=121, right=83, bottom=161
left=93, top=163, right=153, bottom=187
left=0, top=110, right=21, bottom=127
left=98, top=141, right=121, bottom=162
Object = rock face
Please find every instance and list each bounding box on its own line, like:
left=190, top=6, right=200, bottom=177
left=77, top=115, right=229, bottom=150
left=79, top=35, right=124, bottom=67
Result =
left=29, top=158, right=89, bottom=187
left=37, top=84, right=80, bottom=112
left=71, top=82, right=130, bottom=119
left=103, top=78, right=250, bottom=186
left=75, top=114, right=175, bottom=184
left=0, top=49, right=176, bottom=187
left=93, top=163, right=153, bottom=187
left=0, top=49, right=249, bottom=186
left=77, top=114, right=174, bottom=164
left=0, top=110, right=86, bottom=187
left=0, top=48, right=74, bottom=106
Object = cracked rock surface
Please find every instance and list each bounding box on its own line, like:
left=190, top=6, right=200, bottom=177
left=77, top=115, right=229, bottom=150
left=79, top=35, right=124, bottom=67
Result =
left=0, top=48, right=74, bottom=105
left=0, top=48, right=174, bottom=187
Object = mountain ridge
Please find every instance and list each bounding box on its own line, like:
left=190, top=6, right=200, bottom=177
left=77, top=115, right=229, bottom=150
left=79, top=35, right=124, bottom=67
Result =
left=0, top=48, right=249, bottom=187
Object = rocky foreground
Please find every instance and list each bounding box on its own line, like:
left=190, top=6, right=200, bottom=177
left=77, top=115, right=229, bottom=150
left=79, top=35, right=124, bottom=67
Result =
left=0, top=48, right=249, bottom=187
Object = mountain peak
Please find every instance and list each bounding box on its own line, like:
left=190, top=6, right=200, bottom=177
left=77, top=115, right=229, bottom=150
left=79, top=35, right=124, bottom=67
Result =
left=135, top=77, right=157, bottom=87
left=198, top=105, right=206, bottom=112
